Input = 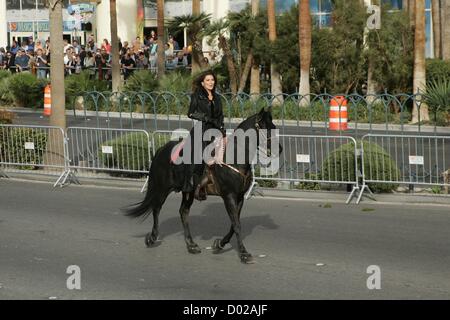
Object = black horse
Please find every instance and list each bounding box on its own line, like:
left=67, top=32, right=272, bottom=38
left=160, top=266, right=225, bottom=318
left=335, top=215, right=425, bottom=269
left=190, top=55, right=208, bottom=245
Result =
left=124, top=108, right=281, bottom=263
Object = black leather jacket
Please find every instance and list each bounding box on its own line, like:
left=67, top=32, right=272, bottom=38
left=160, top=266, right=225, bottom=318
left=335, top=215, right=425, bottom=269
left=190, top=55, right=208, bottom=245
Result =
left=188, top=88, right=224, bottom=130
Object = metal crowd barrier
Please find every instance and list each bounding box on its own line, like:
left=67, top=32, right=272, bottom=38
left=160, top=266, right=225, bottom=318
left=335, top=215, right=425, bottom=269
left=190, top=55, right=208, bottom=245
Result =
left=357, top=134, right=450, bottom=203
left=0, top=124, right=67, bottom=185
left=63, top=127, right=151, bottom=191
left=249, top=134, right=359, bottom=203
left=151, top=129, right=189, bottom=157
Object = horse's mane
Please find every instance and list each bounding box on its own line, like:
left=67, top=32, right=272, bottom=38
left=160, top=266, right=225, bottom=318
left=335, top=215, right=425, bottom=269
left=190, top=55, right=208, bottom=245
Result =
left=235, top=113, right=257, bottom=132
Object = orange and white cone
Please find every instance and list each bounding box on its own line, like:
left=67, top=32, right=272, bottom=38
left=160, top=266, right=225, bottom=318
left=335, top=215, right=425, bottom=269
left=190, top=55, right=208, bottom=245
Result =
left=43, top=85, right=51, bottom=116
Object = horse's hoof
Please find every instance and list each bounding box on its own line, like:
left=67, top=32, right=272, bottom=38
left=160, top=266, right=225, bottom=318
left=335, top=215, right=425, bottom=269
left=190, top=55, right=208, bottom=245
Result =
left=187, top=244, right=201, bottom=254
left=212, top=239, right=224, bottom=254
left=145, top=233, right=158, bottom=247
left=240, top=253, right=255, bottom=264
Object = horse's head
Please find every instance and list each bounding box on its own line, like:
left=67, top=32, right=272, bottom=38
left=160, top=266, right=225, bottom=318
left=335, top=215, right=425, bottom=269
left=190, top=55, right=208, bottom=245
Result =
left=254, top=107, right=283, bottom=157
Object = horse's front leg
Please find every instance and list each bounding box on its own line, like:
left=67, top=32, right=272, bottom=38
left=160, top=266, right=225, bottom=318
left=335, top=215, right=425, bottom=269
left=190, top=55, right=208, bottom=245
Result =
left=212, top=196, right=244, bottom=253
left=179, top=191, right=201, bottom=254
left=222, top=194, right=253, bottom=264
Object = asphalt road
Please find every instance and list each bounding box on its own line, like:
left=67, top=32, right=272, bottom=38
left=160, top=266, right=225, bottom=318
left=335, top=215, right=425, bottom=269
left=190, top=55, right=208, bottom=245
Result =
left=0, top=179, right=449, bottom=299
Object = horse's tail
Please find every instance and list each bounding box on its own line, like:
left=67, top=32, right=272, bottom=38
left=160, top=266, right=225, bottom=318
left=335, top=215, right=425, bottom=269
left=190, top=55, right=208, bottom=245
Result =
left=123, top=141, right=175, bottom=220
left=124, top=179, right=155, bottom=220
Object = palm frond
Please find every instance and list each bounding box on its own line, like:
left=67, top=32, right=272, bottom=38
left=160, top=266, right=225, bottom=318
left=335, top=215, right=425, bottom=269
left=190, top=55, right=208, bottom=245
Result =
left=423, top=77, right=450, bottom=113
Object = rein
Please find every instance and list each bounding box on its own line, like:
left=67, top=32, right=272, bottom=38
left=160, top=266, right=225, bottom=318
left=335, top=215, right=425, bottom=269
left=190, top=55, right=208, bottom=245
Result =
left=215, top=117, right=268, bottom=180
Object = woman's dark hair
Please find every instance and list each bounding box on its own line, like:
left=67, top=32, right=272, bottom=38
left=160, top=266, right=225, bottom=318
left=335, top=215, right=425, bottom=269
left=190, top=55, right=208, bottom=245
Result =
left=192, top=70, right=217, bottom=93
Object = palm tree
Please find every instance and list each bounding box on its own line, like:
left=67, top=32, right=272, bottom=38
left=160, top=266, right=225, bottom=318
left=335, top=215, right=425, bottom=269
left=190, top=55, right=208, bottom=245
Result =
left=403, top=0, right=408, bottom=11
left=409, top=0, right=416, bottom=28
left=48, top=0, right=65, bottom=130
left=431, top=0, right=441, bottom=58
left=267, top=0, right=284, bottom=105
left=228, top=7, right=256, bottom=93
left=204, top=19, right=239, bottom=94
left=412, top=0, right=429, bottom=123
left=110, top=0, right=121, bottom=92
left=250, top=0, right=260, bottom=99
left=191, top=0, right=206, bottom=74
left=46, top=0, right=65, bottom=166
left=192, top=0, right=201, bottom=15
left=157, top=0, right=165, bottom=77
left=168, top=13, right=211, bottom=74
left=443, top=0, right=450, bottom=60
left=298, top=0, right=311, bottom=106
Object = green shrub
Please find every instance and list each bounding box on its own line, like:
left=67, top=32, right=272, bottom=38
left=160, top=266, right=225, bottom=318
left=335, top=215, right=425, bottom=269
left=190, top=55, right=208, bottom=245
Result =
left=0, top=77, right=13, bottom=105
left=426, top=59, right=450, bottom=83
left=254, top=166, right=278, bottom=188
left=320, top=141, right=401, bottom=193
left=7, top=72, right=48, bottom=108
left=122, top=70, right=158, bottom=93
left=294, top=172, right=321, bottom=190
left=0, top=127, right=48, bottom=169
left=0, top=70, right=11, bottom=82
left=65, top=70, right=109, bottom=106
left=158, top=71, right=192, bottom=93
left=0, top=70, right=13, bottom=105
left=98, top=132, right=150, bottom=177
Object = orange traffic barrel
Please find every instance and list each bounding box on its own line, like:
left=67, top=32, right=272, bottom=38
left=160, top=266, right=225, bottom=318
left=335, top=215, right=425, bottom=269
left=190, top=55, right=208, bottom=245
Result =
left=329, top=96, right=348, bottom=131
left=44, top=85, right=51, bottom=116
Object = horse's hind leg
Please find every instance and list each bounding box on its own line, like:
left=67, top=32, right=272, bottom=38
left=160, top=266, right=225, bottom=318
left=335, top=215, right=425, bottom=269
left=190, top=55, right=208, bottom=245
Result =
left=212, top=197, right=244, bottom=253
left=145, top=192, right=169, bottom=247
left=223, top=194, right=253, bottom=264
left=179, top=192, right=201, bottom=254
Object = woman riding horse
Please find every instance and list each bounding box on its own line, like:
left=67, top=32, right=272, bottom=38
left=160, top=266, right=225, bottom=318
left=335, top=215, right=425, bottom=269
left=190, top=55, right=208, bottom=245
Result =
left=183, top=70, right=225, bottom=200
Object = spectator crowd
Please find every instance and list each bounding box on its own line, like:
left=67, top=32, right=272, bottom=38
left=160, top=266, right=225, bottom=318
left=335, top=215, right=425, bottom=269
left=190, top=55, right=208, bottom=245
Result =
left=0, top=31, right=199, bottom=82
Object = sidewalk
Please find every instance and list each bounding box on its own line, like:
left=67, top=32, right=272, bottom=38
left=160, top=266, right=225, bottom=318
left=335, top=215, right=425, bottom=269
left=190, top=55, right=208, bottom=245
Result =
left=3, top=171, right=450, bottom=207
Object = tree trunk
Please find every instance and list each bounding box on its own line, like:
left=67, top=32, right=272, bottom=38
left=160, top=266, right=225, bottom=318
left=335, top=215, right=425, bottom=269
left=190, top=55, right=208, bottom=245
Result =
left=403, top=0, right=408, bottom=11
left=110, top=0, right=121, bottom=92
left=431, top=0, right=441, bottom=58
left=298, top=0, right=311, bottom=107
left=47, top=0, right=65, bottom=167
left=366, top=58, right=377, bottom=103
left=409, top=0, right=416, bottom=28
left=49, top=1, right=65, bottom=130
left=412, top=0, right=429, bottom=123
left=157, top=0, right=165, bottom=78
left=219, top=36, right=238, bottom=95
left=238, top=50, right=253, bottom=93
left=443, top=0, right=450, bottom=60
left=191, top=0, right=204, bottom=75
left=192, top=0, right=200, bottom=15
left=267, top=0, right=283, bottom=105
left=250, top=0, right=260, bottom=99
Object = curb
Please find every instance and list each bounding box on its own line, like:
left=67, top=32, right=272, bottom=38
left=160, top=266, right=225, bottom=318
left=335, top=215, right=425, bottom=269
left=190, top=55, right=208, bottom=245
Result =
left=2, top=172, right=450, bottom=207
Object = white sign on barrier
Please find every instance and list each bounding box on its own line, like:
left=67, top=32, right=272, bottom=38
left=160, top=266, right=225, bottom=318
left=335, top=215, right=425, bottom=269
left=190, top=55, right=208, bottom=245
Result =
left=409, top=155, right=424, bottom=165
left=296, top=154, right=310, bottom=163
left=102, top=146, right=113, bottom=154
left=24, top=142, right=35, bottom=150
